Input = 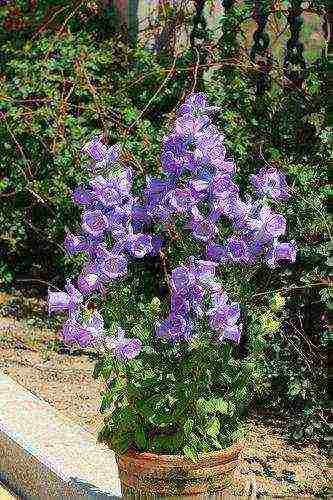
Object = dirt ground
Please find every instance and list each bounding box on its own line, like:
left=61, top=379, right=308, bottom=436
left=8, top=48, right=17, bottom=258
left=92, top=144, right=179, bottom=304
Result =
left=0, top=314, right=331, bottom=498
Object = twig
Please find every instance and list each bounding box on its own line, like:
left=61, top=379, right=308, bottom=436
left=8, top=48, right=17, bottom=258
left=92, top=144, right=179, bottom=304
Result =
left=251, top=281, right=332, bottom=299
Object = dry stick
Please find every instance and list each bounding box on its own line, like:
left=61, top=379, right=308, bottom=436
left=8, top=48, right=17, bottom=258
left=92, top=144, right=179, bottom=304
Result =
left=190, top=46, right=200, bottom=95
left=5, top=124, right=54, bottom=209
left=52, top=79, right=75, bottom=153
left=251, top=281, right=332, bottom=299
left=286, top=319, right=326, bottom=359
left=75, top=60, right=106, bottom=134
left=15, top=278, right=63, bottom=291
left=124, top=59, right=242, bottom=90
left=279, top=329, right=313, bottom=372
left=6, top=124, right=33, bottom=178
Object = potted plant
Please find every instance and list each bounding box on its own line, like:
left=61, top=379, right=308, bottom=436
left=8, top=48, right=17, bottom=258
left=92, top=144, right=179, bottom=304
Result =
left=48, top=93, right=296, bottom=496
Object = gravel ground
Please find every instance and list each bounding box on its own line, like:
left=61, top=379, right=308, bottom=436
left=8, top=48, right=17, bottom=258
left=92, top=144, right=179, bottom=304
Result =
left=0, top=315, right=331, bottom=498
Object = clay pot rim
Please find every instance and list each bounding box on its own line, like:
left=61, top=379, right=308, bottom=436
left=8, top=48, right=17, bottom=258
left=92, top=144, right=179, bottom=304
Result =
left=115, top=439, right=246, bottom=463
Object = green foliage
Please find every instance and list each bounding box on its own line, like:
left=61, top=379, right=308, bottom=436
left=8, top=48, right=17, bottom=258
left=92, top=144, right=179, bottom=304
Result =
left=96, top=336, right=250, bottom=455
left=0, top=31, right=167, bottom=285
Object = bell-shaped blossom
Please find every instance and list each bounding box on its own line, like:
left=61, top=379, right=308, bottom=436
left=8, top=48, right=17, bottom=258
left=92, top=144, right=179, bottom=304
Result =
left=170, top=265, right=196, bottom=294
left=77, top=261, right=104, bottom=294
left=60, top=311, right=105, bottom=348
left=224, top=236, right=255, bottom=264
left=165, top=188, right=198, bottom=213
left=207, top=289, right=241, bottom=343
left=177, top=93, right=220, bottom=118
left=90, top=176, right=122, bottom=207
left=126, top=233, right=154, bottom=258
left=48, top=283, right=83, bottom=315
left=219, top=325, right=242, bottom=344
left=174, top=114, right=210, bottom=139
left=211, top=174, right=239, bottom=198
left=144, top=177, right=174, bottom=201
left=212, top=194, right=252, bottom=225
left=72, top=187, right=96, bottom=206
left=104, top=327, right=142, bottom=360
left=82, top=136, right=121, bottom=171
left=81, top=135, right=108, bottom=161
left=171, top=293, right=191, bottom=317
left=187, top=211, right=218, bottom=243
left=209, top=302, right=241, bottom=330
left=64, top=232, right=88, bottom=255
left=187, top=257, right=218, bottom=282
left=86, top=144, right=122, bottom=173
left=187, top=178, right=209, bottom=200
left=156, top=313, right=192, bottom=342
left=206, top=243, right=226, bottom=262
left=251, top=167, right=290, bottom=201
left=100, top=253, right=128, bottom=280
left=265, top=241, right=297, bottom=268
left=82, top=209, right=109, bottom=238
left=248, top=206, right=286, bottom=240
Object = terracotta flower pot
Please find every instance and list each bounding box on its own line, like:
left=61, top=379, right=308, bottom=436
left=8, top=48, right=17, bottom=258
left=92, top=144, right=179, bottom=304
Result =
left=115, top=440, right=245, bottom=497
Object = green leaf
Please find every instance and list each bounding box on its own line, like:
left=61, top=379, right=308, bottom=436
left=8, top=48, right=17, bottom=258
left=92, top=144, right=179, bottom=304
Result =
left=93, top=358, right=104, bottom=379
left=183, top=418, right=194, bottom=435
left=183, top=445, right=198, bottom=462
left=134, top=428, right=147, bottom=450
left=206, top=417, right=220, bottom=437
left=99, top=392, right=113, bottom=414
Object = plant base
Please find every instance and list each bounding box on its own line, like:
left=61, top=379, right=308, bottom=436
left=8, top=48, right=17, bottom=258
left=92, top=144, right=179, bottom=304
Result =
left=115, top=441, right=245, bottom=497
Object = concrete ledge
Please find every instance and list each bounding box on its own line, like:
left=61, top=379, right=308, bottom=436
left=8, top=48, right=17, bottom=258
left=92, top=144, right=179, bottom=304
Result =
left=0, top=371, right=122, bottom=499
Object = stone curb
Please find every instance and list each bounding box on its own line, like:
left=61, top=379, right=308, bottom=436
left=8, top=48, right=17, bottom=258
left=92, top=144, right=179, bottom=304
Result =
left=0, top=371, right=122, bottom=499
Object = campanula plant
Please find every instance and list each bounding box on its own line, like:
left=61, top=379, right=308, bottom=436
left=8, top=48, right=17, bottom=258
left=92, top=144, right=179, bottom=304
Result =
left=48, top=93, right=296, bottom=459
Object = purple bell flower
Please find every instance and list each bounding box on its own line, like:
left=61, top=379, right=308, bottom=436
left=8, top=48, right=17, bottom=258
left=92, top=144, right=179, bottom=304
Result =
left=174, top=114, right=210, bottom=138
left=187, top=257, right=218, bottom=282
left=81, top=135, right=107, bottom=161
left=219, top=325, right=242, bottom=344
left=100, top=253, right=128, bottom=280
left=224, top=236, right=255, bottom=264
left=77, top=261, right=104, bottom=294
left=170, top=265, right=196, bottom=294
left=127, top=233, right=154, bottom=258
left=165, top=188, right=198, bottom=213
left=82, top=209, right=109, bottom=238
left=48, top=283, right=83, bottom=315
left=177, top=93, right=220, bottom=118
left=86, top=144, right=122, bottom=173
left=64, top=232, right=88, bottom=255
left=211, top=174, right=239, bottom=198
left=187, top=213, right=218, bottom=243
left=90, top=176, right=122, bottom=207
left=209, top=303, right=241, bottom=331
left=206, top=244, right=227, bottom=262
left=104, top=327, right=142, bottom=360
left=156, top=314, right=192, bottom=342
left=249, top=206, right=287, bottom=240
left=251, top=167, right=290, bottom=201
left=265, top=241, right=297, bottom=268
left=60, top=311, right=105, bottom=348
left=72, top=187, right=96, bottom=206
left=171, top=293, right=191, bottom=317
